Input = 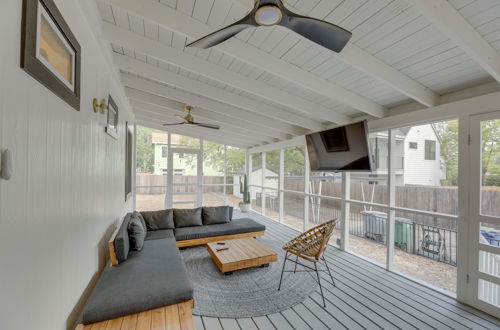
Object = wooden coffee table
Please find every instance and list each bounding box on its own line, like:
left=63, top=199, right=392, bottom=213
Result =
left=207, top=238, right=278, bottom=275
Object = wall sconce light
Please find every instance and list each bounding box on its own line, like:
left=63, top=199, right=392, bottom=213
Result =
left=93, top=98, right=107, bottom=114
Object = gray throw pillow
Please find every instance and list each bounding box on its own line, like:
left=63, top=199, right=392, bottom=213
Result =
left=114, top=215, right=131, bottom=263
left=128, top=216, right=146, bottom=251
left=140, top=209, right=174, bottom=230
left=133, top=211, right=147, bottom=232
left=173, top=208, right=203, bottom=228
left=202, top=206, right=231, bottom=225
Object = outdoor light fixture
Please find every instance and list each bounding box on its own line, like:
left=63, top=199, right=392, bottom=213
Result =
left=93, top=98, right=107, bottom=114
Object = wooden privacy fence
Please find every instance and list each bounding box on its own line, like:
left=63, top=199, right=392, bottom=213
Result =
left=136, top=174, right=230, bottom=194
left=285, top=179, right=500, bottom=229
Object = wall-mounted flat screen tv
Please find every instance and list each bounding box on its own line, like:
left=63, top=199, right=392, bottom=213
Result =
left=306, top=120, right=373, bottom=172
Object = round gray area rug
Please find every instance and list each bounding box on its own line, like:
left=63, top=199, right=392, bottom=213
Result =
left=179, top=237, right=318, bottom=318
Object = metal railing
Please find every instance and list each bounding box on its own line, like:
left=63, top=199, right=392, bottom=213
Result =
left=257, top=193, right=458, bottom=266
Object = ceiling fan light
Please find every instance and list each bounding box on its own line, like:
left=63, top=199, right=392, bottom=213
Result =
left=255, top=5, right=282, bottom=26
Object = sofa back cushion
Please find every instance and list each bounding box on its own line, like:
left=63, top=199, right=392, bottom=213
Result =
left=140, top=209, right=174, bottom=230
left=114, top=214, right=131, bottom=263
left=128, top=215, right=146, bottom=251
left=202, top=206, right=232, bottom=225
left=173, top=208, right=203, bottom=228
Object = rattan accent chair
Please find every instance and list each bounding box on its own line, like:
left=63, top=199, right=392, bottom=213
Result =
left=278, top=219, right=339, bottom=307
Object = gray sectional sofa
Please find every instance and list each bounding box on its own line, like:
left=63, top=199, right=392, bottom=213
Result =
left=81, top=206, right=265, bottom=325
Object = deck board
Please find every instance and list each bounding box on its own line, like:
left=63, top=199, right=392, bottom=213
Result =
left=198, top=211, right=500, bottom=330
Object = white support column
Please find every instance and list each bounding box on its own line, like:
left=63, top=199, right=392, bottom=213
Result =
left=133, top=123, right=137, bottom=211
left=166, top=132, right=173, bottom=209
left=247, top=150, right=252, bottom=210
left=261, top=152, right=266, bottom=217
left=223, top=145, right=227, bottom=206
left=304, top=148, right=310, bottom=232
left=387, top=130, right=396, bottom=270
left=198, top=140, right=204, bottom=208
left=341, top=172, right=350, bottom=251
left=279, top=148, right=285, bottom=223
left=457, top=116, right=471, bottom=304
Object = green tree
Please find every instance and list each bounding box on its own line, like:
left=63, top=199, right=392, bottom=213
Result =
left=435, top=121, right=459, bottom=186
left=135, top=126, right=156, bottom=173
left=480, top=120, right=500, bottom=185
left=436, top=119, right=500, bottom=186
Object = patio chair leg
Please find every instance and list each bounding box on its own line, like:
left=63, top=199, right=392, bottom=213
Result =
left=294, top=255, right=299, bottom=273
left=322, top=256, right=336, bottom=287
left=314, top=262, right=326, bottom=307
left=278, top=252, right=288, bottom=291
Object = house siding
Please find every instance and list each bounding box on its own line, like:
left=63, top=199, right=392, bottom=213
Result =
left=403, top=125, right=441, bottom=186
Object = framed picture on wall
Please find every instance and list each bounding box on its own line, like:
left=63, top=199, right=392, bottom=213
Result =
left=105, top=95, right=118, bottom=139
left=21, top=0, right=81, bottom=110
left=125, top=122, right=133, bottom=201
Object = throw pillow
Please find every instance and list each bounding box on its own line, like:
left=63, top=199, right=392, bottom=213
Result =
left=133, top=211, right=147, bottom=232
left=202, top=206, right=231, bottom=225
left=173, top=208, right=203, bottom=228
left=140, top=209, right=174, bottom=230
left=128, top=216, right=146, bottom=251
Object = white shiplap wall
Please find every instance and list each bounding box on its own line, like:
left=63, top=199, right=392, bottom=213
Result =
left=0, top=0, right=135, bottom=329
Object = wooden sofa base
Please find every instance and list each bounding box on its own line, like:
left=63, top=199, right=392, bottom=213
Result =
left=176, top=231, right=265, bottom=248
left=76, top=299, right=194, bottom=330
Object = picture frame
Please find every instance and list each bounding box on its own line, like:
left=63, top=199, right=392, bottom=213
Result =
left=105, top=95, right=118, bottom=139
left=125, top=122, right=133, bottom=201
left=21, top=0, right=81, bottom=110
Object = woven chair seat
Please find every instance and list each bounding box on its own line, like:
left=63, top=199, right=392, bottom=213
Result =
left=283, top=219, right=338, bottom=261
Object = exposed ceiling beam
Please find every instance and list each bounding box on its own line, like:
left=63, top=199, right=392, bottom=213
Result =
left=119, top=73, right=305, bottom=137
left=133, top=107, right=270, bottom=145
left=122, top=75, right=291, bottom=141
left=405, top=0, right=500, bottom=83
left=113, top=54, right=324, bottom=132
left=339, top=44, right=440, bottom=107
left=369, top=91, right=500, bottom=132
left=102, top=22, right=351, bottom=125
left=225, top=0, right=440, bottom=108
left=136, top=116, right=252, bottom=149
left=105, top=0, right=387, bottom=118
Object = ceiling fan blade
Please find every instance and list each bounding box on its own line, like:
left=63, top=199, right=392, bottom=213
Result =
left=194, top=123, right=221, bottom=130
left=162, top=122, right=187, bottom=126
left=282, top=12, right=352, bottom=53
left=187, top=13, right=258, bottom=49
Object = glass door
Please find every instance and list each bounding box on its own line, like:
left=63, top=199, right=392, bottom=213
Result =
left=167, top=148, right=202, bottom=209
left=468, top=111, right=500, bottom=317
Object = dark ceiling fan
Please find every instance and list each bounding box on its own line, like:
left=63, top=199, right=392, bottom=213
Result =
left=187, top=0, right=352, bottom=53
left=163, top=106, right=220, bottom=130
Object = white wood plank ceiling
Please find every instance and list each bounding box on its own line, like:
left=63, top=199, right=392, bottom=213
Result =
left=96, top=0, right=500, bottom=148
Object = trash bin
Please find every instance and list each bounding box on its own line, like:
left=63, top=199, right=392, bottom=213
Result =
left=361, top=211, right=414, bottom=248
left=361, top=211, right=387, bottom=242
left=394, top=218, right=414, bottom=251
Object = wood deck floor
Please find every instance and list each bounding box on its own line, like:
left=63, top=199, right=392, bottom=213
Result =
left=193, top=211, right=500, bottom=330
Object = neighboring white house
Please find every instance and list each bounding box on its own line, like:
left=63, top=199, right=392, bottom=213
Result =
left=403, top=125, right=442, bottom=186
left=369, top=124, right=442, bottom=186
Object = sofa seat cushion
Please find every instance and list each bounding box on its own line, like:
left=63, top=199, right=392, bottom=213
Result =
left=174, top=218, right=265, bottom=241
left=145, top=229, right=174, bottom=240
left=82, top=237, right=193, bottom=325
